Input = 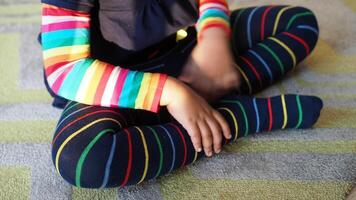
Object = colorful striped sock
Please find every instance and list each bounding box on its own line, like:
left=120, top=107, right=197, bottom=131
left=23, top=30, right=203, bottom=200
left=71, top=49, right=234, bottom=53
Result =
left=52, top=94, right=323, bottom=188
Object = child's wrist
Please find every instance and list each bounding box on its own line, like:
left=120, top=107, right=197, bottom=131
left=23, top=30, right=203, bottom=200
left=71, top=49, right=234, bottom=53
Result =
left=160, top=77, right=187, bottom=106
left=199, top=27, right=230, bottom=42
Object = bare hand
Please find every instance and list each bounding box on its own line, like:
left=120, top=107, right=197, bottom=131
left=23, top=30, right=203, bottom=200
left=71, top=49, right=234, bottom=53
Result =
left=160, top=77, right=232, bottom=157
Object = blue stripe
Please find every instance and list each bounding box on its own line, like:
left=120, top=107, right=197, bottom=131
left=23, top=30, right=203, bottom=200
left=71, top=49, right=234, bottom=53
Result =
left=100, top=135, right=117, bottom=188
left=247, top=7, right=259, bottom=48
left=253, top=98, right=260, bottom=133
left=159, top=125, right=176, bottom=173
left=248, top=50, right=273, bottom=83
left=200, top=8, right=229, bottom=21
left=56, top=106, right=93, bottom=130
left=58, top=59, right=93, bottom=99
left=297, top=25, right=319, bottom=35
left=42, top=28, right=89, bottom=42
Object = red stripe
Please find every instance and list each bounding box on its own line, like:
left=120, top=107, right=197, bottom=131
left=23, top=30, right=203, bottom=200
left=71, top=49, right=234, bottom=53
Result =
left=170, top=124, right=188, bottom=167
left=52, top=110, right=122, bottom=145
left=93, top=64, right=114, bottom=105
left=110, top=68, right=129, bottom=106
left=282, top=32, right=310, bottom=55
left=150, top=75, right=168, bottom=113
left=261, top=6, right=275, bottom=40
left=267, top=98, right=273, bottom=131
left=43, top=6, right=89, bottom=17
left=41, top=21, right=89, bottom=32
left=199, top=0, right=228, bottom=7
left=45, top=61, right=72, bottom=76
left=120, top=129, right=133, bottom=188
left=240, top=56, right=262, bottom=88
left=50, top=65, right=74, bottom=93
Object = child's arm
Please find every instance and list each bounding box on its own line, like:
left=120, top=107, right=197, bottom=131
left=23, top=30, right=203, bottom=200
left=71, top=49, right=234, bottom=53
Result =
left=179, top=0, right=240, bottom=102
left=41, top=2, right=167, bottom=112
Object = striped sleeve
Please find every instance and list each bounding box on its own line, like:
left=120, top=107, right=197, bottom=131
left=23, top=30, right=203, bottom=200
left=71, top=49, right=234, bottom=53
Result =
left=196, top=0, right=231, bottom=41
left=41, top=3, right=168, bottom=113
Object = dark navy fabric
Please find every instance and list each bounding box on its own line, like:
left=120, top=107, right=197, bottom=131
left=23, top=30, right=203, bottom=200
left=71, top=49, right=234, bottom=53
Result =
left=42, top=0, right=198, bottom=50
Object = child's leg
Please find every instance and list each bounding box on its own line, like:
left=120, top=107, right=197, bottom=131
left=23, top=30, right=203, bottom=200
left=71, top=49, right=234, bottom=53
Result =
left=52, top=93, right=322, bottom=188
left=230, top=5, right=319, bottom=94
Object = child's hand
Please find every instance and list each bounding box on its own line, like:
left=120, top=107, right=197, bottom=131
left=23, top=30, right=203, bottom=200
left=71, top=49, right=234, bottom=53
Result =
left=178, top=28, right=240, bottom=102
left=160, top=77, right=232, bottom=157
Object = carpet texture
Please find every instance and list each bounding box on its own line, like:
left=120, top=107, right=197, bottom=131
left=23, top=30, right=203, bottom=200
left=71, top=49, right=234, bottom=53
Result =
left=0, top=0, right=355, bottom=199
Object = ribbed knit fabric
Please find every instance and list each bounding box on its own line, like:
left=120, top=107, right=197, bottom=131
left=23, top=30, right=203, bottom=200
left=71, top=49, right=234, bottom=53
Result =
left=41, top=4, right=167, bottom=112
left=48, top=5, right=322, bottom=189
left=196, top=0, right=231, bottom=41
left=53, top=94, right=322, bottom=188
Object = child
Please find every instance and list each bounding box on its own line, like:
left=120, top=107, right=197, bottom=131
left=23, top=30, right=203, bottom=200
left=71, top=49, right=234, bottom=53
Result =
left=40, top=0, right=323, bottom=188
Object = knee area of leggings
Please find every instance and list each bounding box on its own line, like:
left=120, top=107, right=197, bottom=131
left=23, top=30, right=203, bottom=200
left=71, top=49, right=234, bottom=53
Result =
left=51, top=130, right=122, bottom=189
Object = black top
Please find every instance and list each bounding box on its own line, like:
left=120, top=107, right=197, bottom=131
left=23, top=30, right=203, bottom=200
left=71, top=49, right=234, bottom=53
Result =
left=43, top=0, right=199, bottom=51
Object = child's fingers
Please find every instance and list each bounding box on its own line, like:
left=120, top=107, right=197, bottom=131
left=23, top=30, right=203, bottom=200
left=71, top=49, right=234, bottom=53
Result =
left=186, top=122, right=202, bottom=152
left=198, top=121, right=213, bottom=157
left=213, top=110, right=231, bottom=140
left=206, top=117, right=223, bottom=154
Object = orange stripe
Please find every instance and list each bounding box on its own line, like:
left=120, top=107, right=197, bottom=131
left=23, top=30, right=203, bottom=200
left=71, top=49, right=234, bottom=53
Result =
left=142, top=74, right=160, bottom=111
left=44, top=53, right=89, bottom=67
left=150, top=75, right=168, bottom=112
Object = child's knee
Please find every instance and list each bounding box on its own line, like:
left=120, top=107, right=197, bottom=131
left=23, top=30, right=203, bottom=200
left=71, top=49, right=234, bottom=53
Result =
left=52, top=132, right=121, bottom=188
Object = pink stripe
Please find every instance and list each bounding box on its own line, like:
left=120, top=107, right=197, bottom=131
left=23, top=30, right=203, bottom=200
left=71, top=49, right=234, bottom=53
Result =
left=110, top=68, right=129, bottom=107
left=199, top=3, right=229, bottom=14
left=42, top=21, right=89, bottom=32
left=51, top=65, right=74, bottom=93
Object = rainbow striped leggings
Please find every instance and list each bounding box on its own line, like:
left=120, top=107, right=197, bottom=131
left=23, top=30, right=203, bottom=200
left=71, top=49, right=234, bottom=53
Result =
left=51, top=5, right=321, bottom=188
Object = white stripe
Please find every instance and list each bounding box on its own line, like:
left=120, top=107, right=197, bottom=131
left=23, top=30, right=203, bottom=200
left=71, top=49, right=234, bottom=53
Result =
left=199, top=3, right=228, bottom=13
left=46, top=61, right=78, bottom=87
left=101, top=67, right=121, bottom=107
left=75, top=60, right=98, bottom=103
left=42, top=16, right=89, bottom=25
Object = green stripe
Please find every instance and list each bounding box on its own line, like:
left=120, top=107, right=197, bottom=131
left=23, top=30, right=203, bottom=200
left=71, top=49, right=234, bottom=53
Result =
left=199, top=10, right=229, bottom=23
left=118, top=71, right=144, bottom=108
left=295, top=95, right=303, bottom=128
left=286, top=12, right=314, bottom=30
left=147, top=127, right=164, bottom=178
left=58, top=59, right=94, bottom=100
left=258, top=43, right=285, bottom=74
left=221, top=100, right=249, bottom=136
left=42, top=37, right=89, bottom=50
left=75, top=129, right=114, bottom=187
left=61, top=102, right=79, bottom=118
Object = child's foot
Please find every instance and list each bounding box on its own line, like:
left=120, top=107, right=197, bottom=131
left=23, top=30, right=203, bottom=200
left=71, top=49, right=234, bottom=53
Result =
left=215, top=94, right=323, bottom=142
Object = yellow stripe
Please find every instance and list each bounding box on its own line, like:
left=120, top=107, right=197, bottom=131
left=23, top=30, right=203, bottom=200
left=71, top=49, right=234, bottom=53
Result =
left=268, top=37, right=297, bottom=67
left=281, top=94, right=288, bottom=129
left=43, top=45, right=90, bottom=60
left=83, top=61, right=107, bottom=103
left=75, top=60, right=98, bottom=103
left=198, top=17, right=230, bottom=29
left=135, top=73, right=152, bottom=109
left=218, top=107, right=239, bottom=142
left=135, top=127, right=149, bottom=184
left=142, top=73, right=160, bottom=110
left=272, top=6, right=294, bottom=35
left=234, top=63, right=252, bottom=94
left=55, top=118, right=121, bottom=174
